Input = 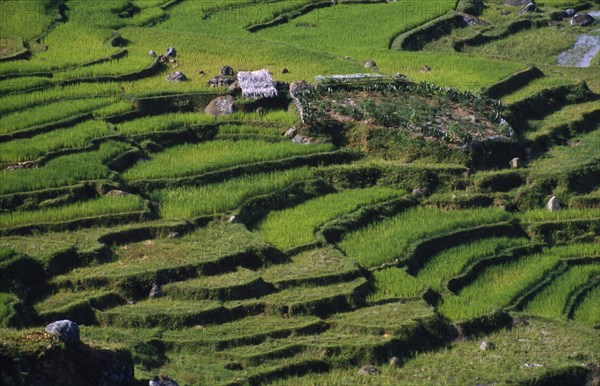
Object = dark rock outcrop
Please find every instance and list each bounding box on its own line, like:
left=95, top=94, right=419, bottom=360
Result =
left=45, top=320, right=80, bottom=344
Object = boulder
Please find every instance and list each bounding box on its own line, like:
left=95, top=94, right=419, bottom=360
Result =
left=105, top=189, right=130, bottom=197
left=150, top=375, right=179, bottom=386
left=510, top=157, right=522, bottom=169
left=165, top=71, right=187, bottom=82
left=292, top=135, right=319, bottom=145
left=220, top=65, right=234, bottom=76
left=564, top=8, right=575, bottom=17
left=284, top=127, right=297, bottom=138
left=165, top=47, right=177, bottom=57
left=205, top=95, right=235, bottom=117
left=462, top=14, right=488, bottom=26
left=228, top=80, right=241, bottom=94
left=149, top=50, right=156, bottom=57
left=45, top=320, right=80, bottom=344
left=411, top=188, right=428, bottom=198
left=357, top=365, right=381, bottom=375
left=208, top=75, right=235, bottom=88
left=364, top=59, right=377, bottom=68
left=518, top=2, right=537, bottom=14
left=149, top=283, right=163, bottom=299
left=570, top=13, right=595, bottom=26
left=479, top=340, right=495, bottom=350
left=389, top=356, right=401, bottom=367
left=546, top=196, right=560, bottom=211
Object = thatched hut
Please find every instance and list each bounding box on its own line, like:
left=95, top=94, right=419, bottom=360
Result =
left=237, top=69, right=278, bottom=99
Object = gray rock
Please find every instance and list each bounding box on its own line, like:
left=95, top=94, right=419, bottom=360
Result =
left=45, top=320, right=80, bottom=344
left=480, top=340, right=495, bottom=350
left=165, top=71, right=187, bottom=82
left=364, top=59, right=377, bottom=68
left=546, top=196, right=560, bottom=211
left=389, top=356, right=401, bottom=367
left=228, top=80, right=241, bottom=94
left=149, top=50, right=156, bottom=57
left=411, top=188, right=428, bottom=198
left=149, top=283, right=163, bottom=299
left=165, top=47, right=177, bottom=57
left=208, top=75, right=235, bottom=88
left=150, top=375, right=179, bottom=386
left=564, top=8, right=575, bottom=17
left=358, top=365, right=381, bottom=375
left=105, top=189, right=130, bottom=196
left=518, top=2, right=537, bottom=14
left=168, top=232, right=180, bottom=239
left=292, top=135, right=319, bottom=145
left=462, top=15, right=488, bottom=26
left=205, top=95, right=235, bottom=117
left=510, top=157, right=522, bottom=169
left=284, top=127, right=298, bottom=138
left=523, top=362, right=543, bottom=368
left=220, top=65, right=234, bottom=76
left=570, top=13, right=595, bottom=26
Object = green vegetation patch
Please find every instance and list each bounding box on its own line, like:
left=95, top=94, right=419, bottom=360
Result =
left=338, top=206, right=512, bottom=268
left=572, top=285, right=600, bottom=326
left=258, top=277, right=368, bottom=316
left=257, top=187, right=402, bottom=250
left=97, top=299, right=227, bottom=328
left=51, top=222, right=272, bottom=294
left=0, top=194, right=146, bottom=231
left=163, top=268, right=271, bottom=301
left=152, top=167, right=314, bottom=219
left=161, top=314, right=324, bottom=349
left=260, top=247, right=360, bottom=288
left=330, top=300, right=437, bottom=336
left=122, top=140, right=335, bottom=181
left=416, top=237, right=533, bottom=291
left=528, top=127, right=600, bottom=192
left=438, top=246, right=580, bottom=321
left=0, top=141, right=131, bottom=195
left=523, top=264, right=600, bottom=321
left=369, top=267, right=429, bottom=301
left=275, top=317, right=599, bottom=385
left=0, top=97, right=115, bottom=135
left=0, top=120, right=116, bottom=163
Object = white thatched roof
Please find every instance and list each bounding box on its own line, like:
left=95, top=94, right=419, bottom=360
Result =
left=237, top=69, right=278, bottom=99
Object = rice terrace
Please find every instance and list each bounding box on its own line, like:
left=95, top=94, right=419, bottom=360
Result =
left=1, top=0, right=600, bottom=384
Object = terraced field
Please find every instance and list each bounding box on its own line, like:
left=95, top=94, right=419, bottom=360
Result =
left=1, top=0, right=599, bottom=385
